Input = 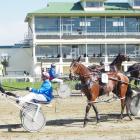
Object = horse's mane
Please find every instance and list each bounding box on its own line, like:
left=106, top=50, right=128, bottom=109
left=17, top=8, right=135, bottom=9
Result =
left=110, top=54, right=120, bottom=66
left=80, top=63, right=91, bottom=73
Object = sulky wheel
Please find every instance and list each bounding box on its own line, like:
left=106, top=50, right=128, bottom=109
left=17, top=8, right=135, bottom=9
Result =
left=130, top=94, right=140, bottom=116
left=21, top=107, right=46, bottom=132
left=58, top=84, right=71, bottom=98
left=20, top=103, right=37, bottom=121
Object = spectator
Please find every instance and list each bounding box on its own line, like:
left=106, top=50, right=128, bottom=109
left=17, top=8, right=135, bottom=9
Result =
left=0, top=62, right=4, bottom=77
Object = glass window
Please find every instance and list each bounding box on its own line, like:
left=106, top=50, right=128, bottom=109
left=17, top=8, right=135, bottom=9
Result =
left=106, top=17, right=124, bottom=32
left=72, top=17, right=85, bottom=33
left=100, top=17, right=105, bottom=32
left=36, top=46, right=59, bottom=58
left=125, top=17, right=138, bottom=32
left=86, top=2, right=103, bottom=7
left=35, top=17, right=48, bottom=32
left=126, top=44, right=140, bottom=57
left=62, top=17, right=85, bottom=34
left=86, top=17, right=101, bottom=32
left=62, top=17, right=72, bottom=34
left=87, top=44, right=104, bottom=57
left=61, top=45, right=85, bottom=58
left=107, top=45, right=125, bottom=56
left=134, top=0, right=140, bottom=6
left=35, top=17, right=60, bottom=32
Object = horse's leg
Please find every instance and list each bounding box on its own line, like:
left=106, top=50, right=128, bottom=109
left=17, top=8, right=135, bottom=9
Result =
left=134, top=80, right=137, bottom=86
left=120, top=98, right=126, bottom=119
left=91, top=103, right=100, bottom=123
left=83, top=103, right=91, bottom=127
left=125, top=97, right=132, bottom=120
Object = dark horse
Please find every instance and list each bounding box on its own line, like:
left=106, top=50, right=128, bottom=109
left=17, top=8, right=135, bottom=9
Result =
left=110, top=53, right=129, bottom=71
left=88, top=53, right=129, bottom=72
left=69, top=56, right=133, bottom=127
left=127, top=63, right=140, bottom=86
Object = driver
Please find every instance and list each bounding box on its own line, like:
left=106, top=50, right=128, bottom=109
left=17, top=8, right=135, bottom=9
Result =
left=49, top=63, right=63, bottom=84
left=18, top=72, right=54, bottom=104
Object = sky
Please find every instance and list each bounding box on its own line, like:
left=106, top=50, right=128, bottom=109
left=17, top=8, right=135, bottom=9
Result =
left=0, top=0, right=128, bottom=45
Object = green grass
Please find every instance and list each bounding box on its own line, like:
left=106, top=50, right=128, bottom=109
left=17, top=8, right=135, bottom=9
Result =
left=1, top=79, right=139, bottom=93
left=1, top=79, right=79, bottom=91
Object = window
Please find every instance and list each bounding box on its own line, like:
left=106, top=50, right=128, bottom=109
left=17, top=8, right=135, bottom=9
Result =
left=36, top=46, right=59, bottom=58
left=86, top=2, right=103, bottom=8
left=106, top=17, right=124, bottom=32
left=35, top=17, right=60, bottom=32
left=125, top=17, right=138, bottom=32
left=134, top=0, right=140, bottom=6
left=107, top=45, right=125, bottom=56
left=71, top=17, right=85, bottom=33
left=86, top=17, right=101, bottom=32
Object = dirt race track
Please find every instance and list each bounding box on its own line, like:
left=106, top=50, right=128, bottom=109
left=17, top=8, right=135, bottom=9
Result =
left=0, top=91, right=140, bottom=140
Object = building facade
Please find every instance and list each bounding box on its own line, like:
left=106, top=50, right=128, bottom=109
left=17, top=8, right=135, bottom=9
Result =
left=25, top=0, right=140, bottom=75
left=0, top=44, right=32, bottom=76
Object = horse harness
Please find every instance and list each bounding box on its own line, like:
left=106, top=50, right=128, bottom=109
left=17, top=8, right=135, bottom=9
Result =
left=79, top=70, right=128, bottom=99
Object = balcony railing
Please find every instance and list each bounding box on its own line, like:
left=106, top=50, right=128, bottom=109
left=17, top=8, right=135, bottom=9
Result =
left=36, top=55, right=140, bottom=63
left=34, top=32, right=140, bottom=40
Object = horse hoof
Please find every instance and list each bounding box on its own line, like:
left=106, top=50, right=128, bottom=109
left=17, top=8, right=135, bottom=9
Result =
left=83, top=121, right=88, bottom=127
left=129, top=116, right=133, bottom=121
left=120, top=115, right=124, bottom=120
left=97, top=116, right=100, bottom=123
left=83, top=123, right=87, bottom=128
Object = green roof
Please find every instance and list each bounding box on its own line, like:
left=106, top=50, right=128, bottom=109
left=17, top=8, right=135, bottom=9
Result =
left=25, top=2, right=140, bottom=22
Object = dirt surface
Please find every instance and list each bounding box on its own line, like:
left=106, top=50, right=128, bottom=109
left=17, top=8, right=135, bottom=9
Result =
left=0, top=91, right=140, bottom=140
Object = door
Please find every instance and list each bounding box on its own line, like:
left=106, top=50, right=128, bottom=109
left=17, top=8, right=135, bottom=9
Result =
left=71, top=45, right=79, bottom=58
left=62, top=24, right=71, bottom=35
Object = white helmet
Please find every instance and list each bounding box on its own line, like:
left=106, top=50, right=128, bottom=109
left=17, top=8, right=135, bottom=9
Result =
left=42, top=72, right=50, bottom=79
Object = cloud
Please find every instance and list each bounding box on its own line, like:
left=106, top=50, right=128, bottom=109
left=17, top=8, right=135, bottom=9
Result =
left=0, top=21, right=27, bottom=45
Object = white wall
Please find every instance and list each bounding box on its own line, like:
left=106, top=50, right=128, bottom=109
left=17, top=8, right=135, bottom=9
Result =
left=0, top=48, right=33, bottom=75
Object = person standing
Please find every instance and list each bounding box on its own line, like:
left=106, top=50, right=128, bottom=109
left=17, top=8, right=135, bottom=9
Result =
left=0, top=62, right=4, bottom=77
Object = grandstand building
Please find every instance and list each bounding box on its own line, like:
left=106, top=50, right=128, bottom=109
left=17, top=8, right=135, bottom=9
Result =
left=25, top=0, right=140, bottom=74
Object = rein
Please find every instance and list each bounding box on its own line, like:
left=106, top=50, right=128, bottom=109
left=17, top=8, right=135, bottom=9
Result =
left=1, top=85, right=26, bottom=91
left=87, top=96, right=126, bottom=104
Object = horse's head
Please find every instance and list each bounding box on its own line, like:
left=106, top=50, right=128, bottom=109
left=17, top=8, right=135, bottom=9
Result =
left=69, top=56, right=82, bottom=80
left=111, top=53, right=129, bottom=66
left=118, top=53, right=129, bottom=62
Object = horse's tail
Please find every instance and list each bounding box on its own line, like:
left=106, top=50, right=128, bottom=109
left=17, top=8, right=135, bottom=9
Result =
left=126, top=84, right=133, bottom=99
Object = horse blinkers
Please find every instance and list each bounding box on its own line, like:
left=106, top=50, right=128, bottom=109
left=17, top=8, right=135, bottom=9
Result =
left=69, top=61, right=80, bottom=80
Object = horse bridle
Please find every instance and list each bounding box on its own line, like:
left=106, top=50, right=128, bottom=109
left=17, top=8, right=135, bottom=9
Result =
left=70, top=62, right=81, bottom=79
left=70, top=62, right=95, bottom=80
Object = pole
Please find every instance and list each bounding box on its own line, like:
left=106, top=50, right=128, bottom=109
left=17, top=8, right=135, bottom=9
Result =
left=104, top=16, right=109, bottom=71
left=85, top=16, right=88, bottom=63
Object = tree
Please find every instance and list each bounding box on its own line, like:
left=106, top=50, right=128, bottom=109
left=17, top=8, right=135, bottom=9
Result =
left=1, top=57, right=9, bottom=75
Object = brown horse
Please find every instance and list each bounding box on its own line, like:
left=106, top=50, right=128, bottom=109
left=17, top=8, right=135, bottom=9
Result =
left=69, top=56, right=133, bottom=127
